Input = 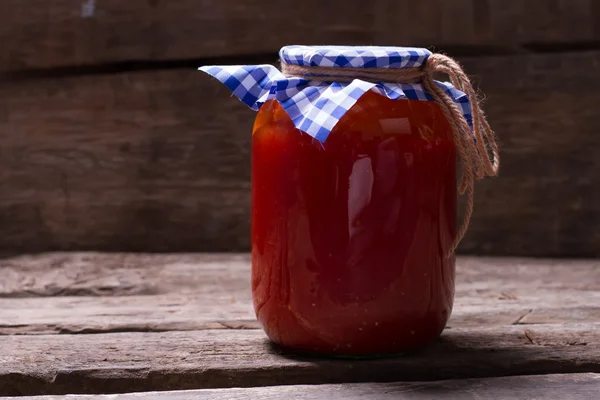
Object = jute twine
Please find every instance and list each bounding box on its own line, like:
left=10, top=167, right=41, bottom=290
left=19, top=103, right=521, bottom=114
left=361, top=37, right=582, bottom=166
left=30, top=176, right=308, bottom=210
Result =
left=281, top=53, right=500, bottom=257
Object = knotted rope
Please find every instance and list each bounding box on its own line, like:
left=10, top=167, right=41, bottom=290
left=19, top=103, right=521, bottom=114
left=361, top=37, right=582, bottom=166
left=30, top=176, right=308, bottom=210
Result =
left=281, top=53, right=500, bottom=257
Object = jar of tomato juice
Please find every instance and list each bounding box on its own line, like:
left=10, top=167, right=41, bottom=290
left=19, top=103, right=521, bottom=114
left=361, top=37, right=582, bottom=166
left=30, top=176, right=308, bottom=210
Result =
left=201, top=46, right=499, bottom=357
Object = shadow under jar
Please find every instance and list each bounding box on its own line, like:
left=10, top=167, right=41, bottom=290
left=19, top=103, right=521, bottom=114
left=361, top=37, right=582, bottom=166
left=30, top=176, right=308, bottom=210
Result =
left=251, top=91, right=457, bottom=357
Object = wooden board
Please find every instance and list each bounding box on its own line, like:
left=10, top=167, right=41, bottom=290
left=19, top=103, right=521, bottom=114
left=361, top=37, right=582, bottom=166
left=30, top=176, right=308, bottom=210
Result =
left=0, top=69, right=252, bottom=253
left=3, top=284, right=600, bottom=335
left=1, top=324, right=600, bottom=396
left=1, top=254, right=600, bottom=396
left=1, top=254, right=599, bottom=335
left=2, top=51, right=600, bottom=256
left=3, top=374, right=600, bottom=400
left=1, top=0, right=599, bottom=71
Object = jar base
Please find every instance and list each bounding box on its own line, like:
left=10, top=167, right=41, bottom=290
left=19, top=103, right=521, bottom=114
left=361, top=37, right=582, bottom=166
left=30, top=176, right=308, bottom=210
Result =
left=268, top=340, right=432, bottom=360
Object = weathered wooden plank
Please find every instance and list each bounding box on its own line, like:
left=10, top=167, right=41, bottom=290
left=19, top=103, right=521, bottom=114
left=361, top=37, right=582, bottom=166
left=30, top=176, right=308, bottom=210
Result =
left=1, top=254, right=599, bottom=335
left=0, top=253, right=252, bottom=297
left=2, top=51, right=600, bottom=255
left=457, top=52, right=600, bottom=256
left=1, top=255, right=599, bottom=394
left=0, top=69, right=252, bottom=253
left=1, top=324, right=599, bottom=395
left=3, top=254, right=599, bottom=297
left=0, top=0, right=598, bottom=71
left=375, top=0, right=599, bottom=51
left=4, top=374, right=598, bottom=400
left=0, top=294, right=258, bottom=335
left=3, top=293, right=600, bottom=335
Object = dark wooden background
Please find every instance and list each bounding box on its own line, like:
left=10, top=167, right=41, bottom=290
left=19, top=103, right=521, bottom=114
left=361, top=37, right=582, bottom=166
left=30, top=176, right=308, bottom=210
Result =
left=1, top=0, right=599, bottom=257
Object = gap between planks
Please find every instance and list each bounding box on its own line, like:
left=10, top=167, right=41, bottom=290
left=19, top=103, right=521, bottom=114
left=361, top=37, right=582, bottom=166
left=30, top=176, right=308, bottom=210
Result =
left=1, top=374, right=599, bottom=400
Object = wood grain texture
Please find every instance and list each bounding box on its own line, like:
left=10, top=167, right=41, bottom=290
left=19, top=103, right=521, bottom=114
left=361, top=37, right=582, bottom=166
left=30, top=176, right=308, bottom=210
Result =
left=1, top=324, right=600, bottom=395
left=0, top=69, right=252, bottom=252
left=3, top=51, right=600, bottom=255
left=0, top=253, right=251, bottom=297
left=1, top=254, right=599, bottom=335
left=458, top=51, right=600, bottom=256
left=0, top=0, right=598, bottom=71
left=4, top=374, right=598, bottom=400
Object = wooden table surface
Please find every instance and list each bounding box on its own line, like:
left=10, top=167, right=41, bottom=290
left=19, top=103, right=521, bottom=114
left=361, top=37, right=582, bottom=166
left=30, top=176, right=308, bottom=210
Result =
left=1, top=253, right=599, bottom=399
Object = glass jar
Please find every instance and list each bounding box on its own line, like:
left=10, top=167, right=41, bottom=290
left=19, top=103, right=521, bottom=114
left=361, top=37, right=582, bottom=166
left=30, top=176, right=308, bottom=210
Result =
left=251, top=91, right=456, bottom=356
left=201, top=44, right=499, bottom=358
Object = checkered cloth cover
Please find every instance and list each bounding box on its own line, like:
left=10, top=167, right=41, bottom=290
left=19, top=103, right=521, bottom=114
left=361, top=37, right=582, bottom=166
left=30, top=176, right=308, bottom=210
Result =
left=200, top=46, right=472, bottom=142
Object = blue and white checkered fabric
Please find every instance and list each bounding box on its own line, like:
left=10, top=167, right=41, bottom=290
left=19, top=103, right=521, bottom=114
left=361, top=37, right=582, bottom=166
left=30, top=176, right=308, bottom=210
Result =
left=280, top=45, right=431, bottom=68
left=200, top=46, right=472, bottom=142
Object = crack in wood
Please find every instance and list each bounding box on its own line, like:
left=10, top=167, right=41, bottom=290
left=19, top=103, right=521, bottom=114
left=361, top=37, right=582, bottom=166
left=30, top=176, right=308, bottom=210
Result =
left=523, top=329, right=536, bottom=345
left=500, top=292, right=519, bottom=300
left=512, top=309, right=534, bottom=325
